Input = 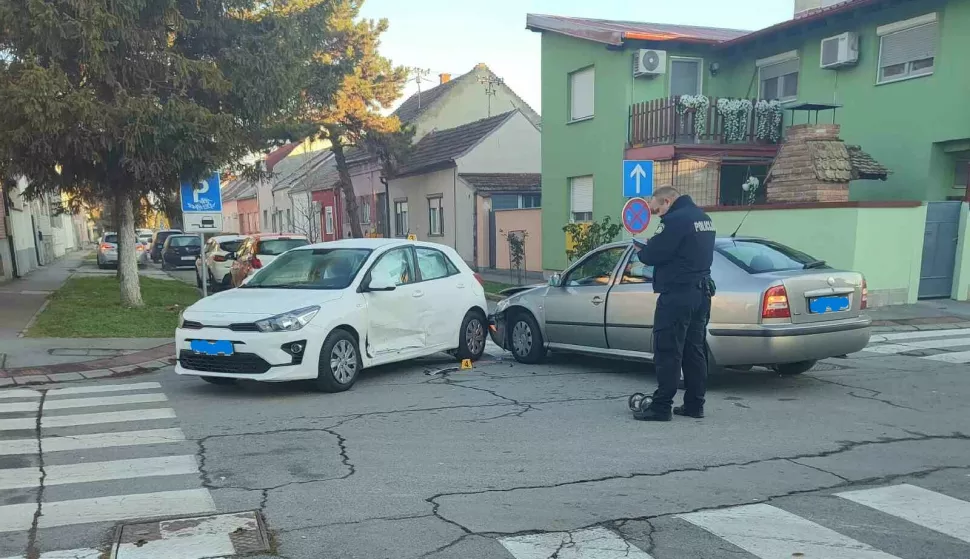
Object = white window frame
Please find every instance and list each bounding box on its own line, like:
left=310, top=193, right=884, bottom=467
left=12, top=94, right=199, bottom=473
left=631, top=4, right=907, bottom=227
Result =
left=668, top=56, right=704, bottom=97
left=360, top=198, right=371, bottom=224
left=394, top=200, right=409, bottom=237
left=757, top=51, right=800, bottom=104
left=569, top=175, right=593, bottom=223
left=568, top=66, right=595, bottom=122
left=324, top=206, right=334, bottom=235
left=876, top=13, right=938, bottom=85
left=428, top=196, right=444, bottom=237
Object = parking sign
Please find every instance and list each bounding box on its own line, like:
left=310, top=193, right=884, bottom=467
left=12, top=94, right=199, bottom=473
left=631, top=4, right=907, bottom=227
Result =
left=180, top=173, right=222, bottom=213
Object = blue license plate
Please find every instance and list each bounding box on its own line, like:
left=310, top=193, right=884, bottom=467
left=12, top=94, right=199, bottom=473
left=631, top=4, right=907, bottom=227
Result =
left=809, top=296, right=850, bottom=314
left=190, top=340, right=234, bottom=356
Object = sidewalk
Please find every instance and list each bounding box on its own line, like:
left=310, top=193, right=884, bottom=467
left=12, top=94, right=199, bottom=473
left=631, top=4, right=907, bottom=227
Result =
left=867, top=299, right=970, bottom=328
left=0, top=250, right=88, bottom=338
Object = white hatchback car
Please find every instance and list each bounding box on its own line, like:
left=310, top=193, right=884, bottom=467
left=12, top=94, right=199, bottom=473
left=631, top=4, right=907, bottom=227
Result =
left=175, top=238, right=489, bottom=392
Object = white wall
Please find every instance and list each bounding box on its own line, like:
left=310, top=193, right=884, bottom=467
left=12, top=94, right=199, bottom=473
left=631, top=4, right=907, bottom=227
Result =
left=456, top=112, right=541, bottom=173
left=413, top=67, right=541, bottom=141
left=222, top=199, right=240, bottom=234
left=388, top=167, right=476, bottom=264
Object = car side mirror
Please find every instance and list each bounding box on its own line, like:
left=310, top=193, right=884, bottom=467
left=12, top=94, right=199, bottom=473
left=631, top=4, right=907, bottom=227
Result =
left=366, top=276, right=397, bottom=292
left=548, top=273, right=562, bottom=287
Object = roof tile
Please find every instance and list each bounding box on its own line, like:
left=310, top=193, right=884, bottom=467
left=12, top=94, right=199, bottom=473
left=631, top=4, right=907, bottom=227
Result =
left=459, top=173, right=541, bottom=193
left=397, top=112, right=517, bottom=176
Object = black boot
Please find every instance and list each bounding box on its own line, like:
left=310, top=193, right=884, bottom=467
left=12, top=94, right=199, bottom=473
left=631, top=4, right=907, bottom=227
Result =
left=673, top=405, right=704, bottom=418
left=633, top=405, right=672, bottom=422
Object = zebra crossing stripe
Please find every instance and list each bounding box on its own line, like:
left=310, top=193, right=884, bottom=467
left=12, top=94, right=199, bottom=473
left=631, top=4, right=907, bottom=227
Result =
left=42, top=392, right=168, bottom=410
left=0, top=488, right=216, bottom=533
left=919, top=349, right=970, bottom=363
left=1, top=548, right=100, bottom=559
left=864, top=336, right=970, bottom=354
left=47, top=382, right=163, bottom=396
left=0, top=428, right=186, bottom=456
left=0, top=389, right=41, bottom=400
left=679, top=503, right=901, bottom=559
left=0, top=455, right=199, bottom=491
left=499, top=527, right=654, bottom=559
left=868, top=329, right=970, bottom=343
left=837, top=484, right=970, bottom=544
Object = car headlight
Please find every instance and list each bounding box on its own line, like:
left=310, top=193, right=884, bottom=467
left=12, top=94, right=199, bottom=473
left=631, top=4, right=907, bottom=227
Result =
left=255, top=306, right=320, bottom=332
left=177, top=309, right=185, bottom=328
left=495, top=297, right=511, bottom=313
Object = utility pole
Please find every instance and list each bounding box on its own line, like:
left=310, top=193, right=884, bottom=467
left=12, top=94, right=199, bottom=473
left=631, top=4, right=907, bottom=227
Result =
left=478, top=75, right=504, bottom=117
left=409, top=68, right=432, bottom=109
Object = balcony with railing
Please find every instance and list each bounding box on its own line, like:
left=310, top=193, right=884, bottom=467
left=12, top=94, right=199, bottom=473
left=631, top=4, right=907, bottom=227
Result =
left=628, top=96, right=784, bottom=151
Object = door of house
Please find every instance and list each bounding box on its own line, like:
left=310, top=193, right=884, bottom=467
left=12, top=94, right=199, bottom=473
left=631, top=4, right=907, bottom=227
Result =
left=918, top=201, right=962, bottom=299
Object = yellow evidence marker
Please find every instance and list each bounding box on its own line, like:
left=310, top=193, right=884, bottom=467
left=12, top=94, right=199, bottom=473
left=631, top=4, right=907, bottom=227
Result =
left=460, top=359, right=473, bottom=370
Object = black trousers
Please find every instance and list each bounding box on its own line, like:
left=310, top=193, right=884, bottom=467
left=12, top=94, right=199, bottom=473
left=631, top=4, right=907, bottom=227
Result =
left=651, top=286, right=711, bottom=410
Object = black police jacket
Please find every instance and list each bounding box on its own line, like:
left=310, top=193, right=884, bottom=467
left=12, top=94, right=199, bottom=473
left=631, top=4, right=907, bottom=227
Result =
left=636, top=195, right=715, bottom=294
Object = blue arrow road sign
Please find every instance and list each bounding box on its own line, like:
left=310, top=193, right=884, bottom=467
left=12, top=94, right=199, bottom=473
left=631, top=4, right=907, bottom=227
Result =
left=623, top=160, right=654, bottom=198
left=180, top=173, right=222, bottom=213
left=622, top=197, right=651, bottom=235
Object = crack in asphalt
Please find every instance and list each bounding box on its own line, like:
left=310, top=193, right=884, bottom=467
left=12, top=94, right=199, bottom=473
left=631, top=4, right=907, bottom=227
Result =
left=416, top=532, right=473, bottom=558
left=25, top=389, right=48, bottom=559
left=425, top=432, right=970, bottom=535
left=787, top=458, right=851, bottom=482
left=807, top=375, right=922, bottom=411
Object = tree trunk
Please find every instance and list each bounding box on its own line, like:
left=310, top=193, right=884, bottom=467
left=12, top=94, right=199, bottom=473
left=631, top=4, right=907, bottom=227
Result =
left=113, top=193, right=123, bottom=280
left=116, top=190, right=144, bottom=307
left=331, top=139, right=363, bottom=239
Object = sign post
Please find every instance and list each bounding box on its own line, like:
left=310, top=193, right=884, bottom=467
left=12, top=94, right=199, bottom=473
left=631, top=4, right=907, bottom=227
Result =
left=622, top=197, right=651, bottom=237
left=180, top=173, right=223, bottom=297
left=622, top=160, right=655, bottom=198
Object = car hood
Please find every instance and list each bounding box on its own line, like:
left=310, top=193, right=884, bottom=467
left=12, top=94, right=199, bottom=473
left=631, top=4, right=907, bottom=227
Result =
left=184, top=288, right=346, bottom=321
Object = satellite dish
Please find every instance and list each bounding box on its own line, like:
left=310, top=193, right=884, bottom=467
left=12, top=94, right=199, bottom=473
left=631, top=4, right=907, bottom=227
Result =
left=641, top=51, right=661, bottom=72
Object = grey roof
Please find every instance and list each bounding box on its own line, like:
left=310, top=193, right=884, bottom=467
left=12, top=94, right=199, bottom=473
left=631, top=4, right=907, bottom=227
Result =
left=294, top=156, right=341, bottom=194
left=846, top=145, right=891, bottom=181
left=459, top=173, right=541, bottom=193
left=526, top=13, right=748, bottom=46
left=234, top=182, right=258, bottom=201
left=273, top=150, right=332, bottom=193
left=397, top=111, right=517, bottom=176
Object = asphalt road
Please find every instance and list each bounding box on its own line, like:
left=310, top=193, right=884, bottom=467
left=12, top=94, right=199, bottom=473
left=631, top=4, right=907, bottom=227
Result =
left=2, top=330, right=969, bottom=558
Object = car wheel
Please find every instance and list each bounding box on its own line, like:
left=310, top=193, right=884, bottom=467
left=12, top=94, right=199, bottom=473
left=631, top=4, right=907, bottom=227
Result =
left=774, top=360, right=817, bottom=375
left=208, top=271, right=219, bottom=293
left=456, top=310, right=487, bottom=361
left=508, top=311, right=546, bottom=364
left=221, top=274, right=233, bottom=290
left=315, top=329, right=361, bottom=393
left=96, top=258, right=106, bottom=270
left=200, top=376, right=237, bottom=386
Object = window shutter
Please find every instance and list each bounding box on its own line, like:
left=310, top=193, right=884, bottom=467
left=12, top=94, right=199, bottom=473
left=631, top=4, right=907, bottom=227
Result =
left=570, top=67, right=595, bottom=120
left=570, top=176, right=594, bottom=213
left=670, top=60, right=700, bottom=96
left=760, top=58, right=799, bottom=81
left=880, top=23, right=937, bottom=67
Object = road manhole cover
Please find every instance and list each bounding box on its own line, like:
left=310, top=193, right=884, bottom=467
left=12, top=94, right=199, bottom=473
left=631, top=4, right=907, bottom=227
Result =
left=114, top=511, right=269, bottom=558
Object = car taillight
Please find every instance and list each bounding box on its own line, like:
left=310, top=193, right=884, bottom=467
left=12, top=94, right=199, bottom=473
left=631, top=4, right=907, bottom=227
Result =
left=861, top=278, right=868, bottom=310
left=213, top=254, right=226, bottom=262
left=762, top=285, right=791, bottom=319
left=136, top=245, right=144, bottom=252
left=100, top=243, right=112, bottom=250
left=251, top=256, right=262, bottom=269
left=473, top=273, right=484, bottom=286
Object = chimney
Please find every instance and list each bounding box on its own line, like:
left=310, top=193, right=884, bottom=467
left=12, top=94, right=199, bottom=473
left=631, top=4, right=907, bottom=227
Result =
left=767, top=124, right=851, bottom=204
left=439, top=73, right=451, bottom=85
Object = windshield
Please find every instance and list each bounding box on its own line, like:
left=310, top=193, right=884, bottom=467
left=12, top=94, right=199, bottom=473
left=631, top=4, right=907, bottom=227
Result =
left=257, top=238, right=309, bottom=256
left=103, top=234, right=118, bottom=244
left=716, top=239, right=829, bottom=273
left=244, top=248, right=372, bottom=289
left=156, top=231, right=179, bottom=243
left=168, top=236, right=201, bottom=248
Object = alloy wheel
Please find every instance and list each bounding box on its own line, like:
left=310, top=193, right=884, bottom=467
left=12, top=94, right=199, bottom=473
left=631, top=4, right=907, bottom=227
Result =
left=511, top=320, right=533, bottom=358
left=465, top=317, right=486, bottom=356
left=330, top=339, right=358, bottom=383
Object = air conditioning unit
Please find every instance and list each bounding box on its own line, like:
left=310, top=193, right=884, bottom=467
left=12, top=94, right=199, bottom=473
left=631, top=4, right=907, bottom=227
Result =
left=633, top=49, right=667, bottom=77
left=820, top=32, right=859, bottom=69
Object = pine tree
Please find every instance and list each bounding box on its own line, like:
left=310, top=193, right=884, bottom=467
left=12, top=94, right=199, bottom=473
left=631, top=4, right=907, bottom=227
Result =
left=0, top=0, right=338, bottom=306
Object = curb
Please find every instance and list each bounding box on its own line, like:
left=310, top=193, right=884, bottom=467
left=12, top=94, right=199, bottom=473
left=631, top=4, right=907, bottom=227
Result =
left=0, top=343, right=175, bottom=387
left=17, top=298, right=51, bottom=338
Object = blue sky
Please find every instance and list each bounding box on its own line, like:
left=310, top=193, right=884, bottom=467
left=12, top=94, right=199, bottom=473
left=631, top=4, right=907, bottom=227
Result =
left=359, top=0, right=798, bottom=112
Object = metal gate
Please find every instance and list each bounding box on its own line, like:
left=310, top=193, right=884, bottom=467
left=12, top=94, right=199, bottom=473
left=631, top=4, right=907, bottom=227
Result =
left=918, top=201, right=962, bottom=299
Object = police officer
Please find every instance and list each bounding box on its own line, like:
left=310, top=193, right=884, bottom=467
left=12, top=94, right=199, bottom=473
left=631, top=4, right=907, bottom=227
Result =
left=631, top=186, right=715, bottom=421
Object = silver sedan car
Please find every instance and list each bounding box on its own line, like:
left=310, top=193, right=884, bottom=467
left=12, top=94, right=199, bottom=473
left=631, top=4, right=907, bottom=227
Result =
left=488, top=237, right=871, bottom=375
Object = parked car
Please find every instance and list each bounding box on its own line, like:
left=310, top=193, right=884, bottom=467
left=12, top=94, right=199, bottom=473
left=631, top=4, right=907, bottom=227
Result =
left=488, top=237, right=871, bottom=375
left=150, top=229, right=183, bottom=262
left=160, top=234, right=202, bottom=270
left=228, top=234, right=310, bottom=288
left=195, top=234, right=246, bottom=291
left=175, top=239, right=489, bottom=391
left=97, top=232, right=148, bottom=269
left=137, top=231, right=154, bottom=247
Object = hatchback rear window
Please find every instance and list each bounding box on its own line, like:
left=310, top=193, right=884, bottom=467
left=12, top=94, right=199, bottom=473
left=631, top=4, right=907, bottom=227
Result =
left=258, top=238, right=309, bottom=255
left=103, top=234, right=118, bottom=244
left=716, top=240, right=828, bottom=273
left=219, top=240, right=244, bottom=253
left=169, top=236, right=201, bottom=247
